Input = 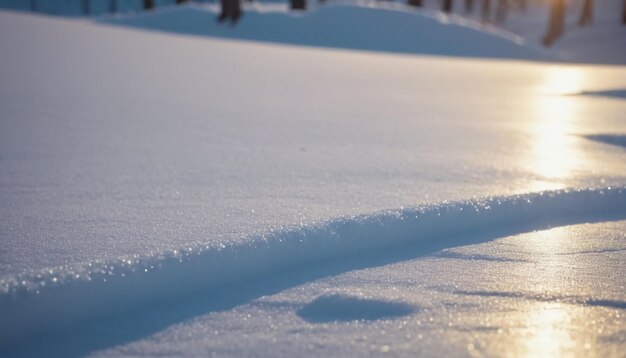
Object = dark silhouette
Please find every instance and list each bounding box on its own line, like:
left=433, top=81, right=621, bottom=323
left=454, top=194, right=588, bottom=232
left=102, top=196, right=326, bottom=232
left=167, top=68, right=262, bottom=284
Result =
left=81, top=0, right=90, bottom=15
left=622, top=0, right=626, bottom=24
left=481, top=0, right=491, bottom=22
left=109, top=0, right=117, bottom=13
left=218, top=0, right=242, bottom=23
left=176, top=0, right=189, bottom=4
left=144, top=0, right=154, bottom=10
left=442, top=0, right=453, bottom=13
left=543, top=0, right=565, bottom=46
left=291, top=0, right=306, bottom=10
left=408, top=0, right=423, bottom=7
left=578, top=0, right=593, bottom=26
left=465, top=0, right=474, bottom=13
left=495, top=0, right=508, bottom=23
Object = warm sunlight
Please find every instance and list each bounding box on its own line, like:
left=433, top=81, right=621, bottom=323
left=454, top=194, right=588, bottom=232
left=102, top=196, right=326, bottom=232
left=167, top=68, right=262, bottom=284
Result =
left=538, top=67, right=585, bottom=96
left=531, top=97, right=580, bottom=180
left=518, top=227, right=573, bottom=357
left=527, top=67, right=587, bottom=191
left=2, top=0, right=625, bottom=356
left=523, top=303, right=574, bottom=357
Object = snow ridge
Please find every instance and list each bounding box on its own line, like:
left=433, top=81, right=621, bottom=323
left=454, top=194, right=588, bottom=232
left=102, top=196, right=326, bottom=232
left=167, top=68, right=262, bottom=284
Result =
left=1, top=187, right=626, bottom=346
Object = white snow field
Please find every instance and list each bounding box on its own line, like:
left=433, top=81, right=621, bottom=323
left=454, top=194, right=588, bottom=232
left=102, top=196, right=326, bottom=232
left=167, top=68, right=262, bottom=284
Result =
left=101, top=2, right=551, bottom=62
left=2, top=0, right=625, bottom=63
left=101, top=0, right=626, bottom=64
left=1, top=4, right=626, bottom=357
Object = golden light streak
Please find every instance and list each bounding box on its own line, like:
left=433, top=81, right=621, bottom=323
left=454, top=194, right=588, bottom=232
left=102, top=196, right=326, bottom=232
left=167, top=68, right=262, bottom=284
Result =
left=527, top=67, right=586, bottom=191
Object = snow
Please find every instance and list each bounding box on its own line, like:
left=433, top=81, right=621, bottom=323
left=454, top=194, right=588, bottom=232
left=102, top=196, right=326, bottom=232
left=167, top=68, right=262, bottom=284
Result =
left=1, top=4, right=626, bottom=357
left=3, top=187, right=626, bottom=351
left=90, top=220, right=626, bottom=357
left=491, top=0, right=626, bottom=64
left=578, top=89, right=626, bottom=99
left=295, top=293, right=415, bottom=322
left=2, top=0, right=624, bottom=64
left=585, top=134, right=626, bottom=149
left=101, top=3, right=551, bottom=61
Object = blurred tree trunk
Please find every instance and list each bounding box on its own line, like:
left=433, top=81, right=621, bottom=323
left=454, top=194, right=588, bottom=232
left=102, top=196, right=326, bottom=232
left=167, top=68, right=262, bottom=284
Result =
left=578, top=0, right=593, bottom=26
left=465, top=0, right=474, bottom=13
left=218, top=0, right=242, bottom=23
left=291, top=0, right=306, bottom=10
left=81, top=0, right=90, bottom=15
left=543, top=0, right=565, bottom=46
left=622, top=0, right=626, bottom=24
left=442, top=0, right=453, bottom=13
left=408, top=0, right=423, bottom=7
left=144, top=0, right=154, bottom=10
left=30, top=0, right=37, bottom=11
left=176, top=0, right=188, bottom=4
left=495, top=0, right=507, bottom=23
left=110, top=0, right=117, bottom=13
left=481, top=0, right=491, bottom=22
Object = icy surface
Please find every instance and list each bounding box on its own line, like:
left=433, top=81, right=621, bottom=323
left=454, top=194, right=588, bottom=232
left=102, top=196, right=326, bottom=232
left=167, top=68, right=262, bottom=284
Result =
left=1, top=8, right=626, bottom=356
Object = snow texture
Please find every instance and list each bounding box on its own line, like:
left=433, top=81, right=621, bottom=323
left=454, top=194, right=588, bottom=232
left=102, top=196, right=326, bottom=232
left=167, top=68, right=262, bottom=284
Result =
left=296, top=294, right=415, bottom=322
left=3, top=186, right=626, bottom=351
left=1, top=5, right=626, bottom=357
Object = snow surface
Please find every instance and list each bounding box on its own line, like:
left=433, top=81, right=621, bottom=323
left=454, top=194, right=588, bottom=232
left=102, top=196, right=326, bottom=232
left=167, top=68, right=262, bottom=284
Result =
left=91, top=220, right=626, bottom=357
left=489, top=0, right=626, bottom=65
left=2, top=0, right=624, bottom=64
left=1, top=6, right=626, bottom=357
left=101, top=3, right=551, bottom=62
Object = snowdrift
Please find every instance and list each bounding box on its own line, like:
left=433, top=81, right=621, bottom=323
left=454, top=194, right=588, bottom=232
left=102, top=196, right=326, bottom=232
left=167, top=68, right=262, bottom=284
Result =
left=3, top=1, right=623, bottom=64
left=2, top=187, right=626, bottom=349
left=103, top=4, right=551, bottom=61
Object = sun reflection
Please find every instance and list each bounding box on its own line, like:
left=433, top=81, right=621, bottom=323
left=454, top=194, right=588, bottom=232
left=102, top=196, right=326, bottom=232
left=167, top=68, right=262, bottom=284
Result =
left=527, top=67, right=586, bottom=192
left=524, top=303, right=574, bottom=357
left=519, top=227, right=575, bottom=357
left=538, top=68, right=585, bottom=96
left=531, top=96, right=579, bottom=180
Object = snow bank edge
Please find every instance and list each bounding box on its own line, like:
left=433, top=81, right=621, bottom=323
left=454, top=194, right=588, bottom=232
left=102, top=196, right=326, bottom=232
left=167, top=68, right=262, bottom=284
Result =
left=1, top=187, right=626, bottom=346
